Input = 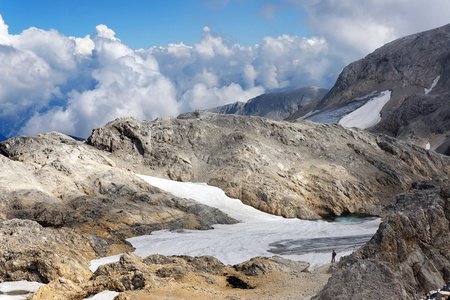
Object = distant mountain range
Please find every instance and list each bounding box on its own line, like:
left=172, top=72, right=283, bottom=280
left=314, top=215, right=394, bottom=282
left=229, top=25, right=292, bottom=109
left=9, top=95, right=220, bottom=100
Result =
left=286, top=23, right=450, bottom=155
left=207, top=86, right=328, bottom=121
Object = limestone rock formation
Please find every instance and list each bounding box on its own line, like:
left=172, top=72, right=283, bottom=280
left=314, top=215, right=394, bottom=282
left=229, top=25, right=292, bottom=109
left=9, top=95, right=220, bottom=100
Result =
left=288, top=23, right=450, bottom=155
left=30, top=253, right=325, bottom=300
left=86, top=112, right=450, bottom=219
left=208, top=86, right=328, bottom=121
left=315, top=179, right=450, bottom=300
left=0, top=132, right=236, bottom=283
left=0, top=219, right=92, bottom=283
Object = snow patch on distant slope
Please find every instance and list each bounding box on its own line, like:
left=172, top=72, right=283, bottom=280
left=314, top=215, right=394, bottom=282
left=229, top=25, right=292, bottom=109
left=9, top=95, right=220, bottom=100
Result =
left=425, top=75, right=440, bottom=94
left=338, top=90, right=391, bottom=129
left=296, top=110, right=321, bottom=120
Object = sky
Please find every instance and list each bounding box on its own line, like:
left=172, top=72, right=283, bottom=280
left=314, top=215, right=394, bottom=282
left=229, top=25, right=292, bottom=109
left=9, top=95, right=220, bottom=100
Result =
left=0, top=0, right=450, bottom=138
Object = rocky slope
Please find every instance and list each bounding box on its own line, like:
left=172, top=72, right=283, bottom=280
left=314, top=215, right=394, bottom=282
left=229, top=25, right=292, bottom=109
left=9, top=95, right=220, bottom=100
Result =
left=207, top=86, right=328, bottom=121
left=315, top=179, right=450, bottom=299
left=288, top=23, right=450, bottom=155
left=86, top=112, right=450, bottom=219
left=30, top=253, right=328, bottom=300
left=0, top=132, right=236, bottom=283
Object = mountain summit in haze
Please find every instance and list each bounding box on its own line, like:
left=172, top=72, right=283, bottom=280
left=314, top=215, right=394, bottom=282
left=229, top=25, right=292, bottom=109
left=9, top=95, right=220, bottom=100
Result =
left=288, top=23, right=450, bottom=155
left=207, top=86, right=328, bottom=120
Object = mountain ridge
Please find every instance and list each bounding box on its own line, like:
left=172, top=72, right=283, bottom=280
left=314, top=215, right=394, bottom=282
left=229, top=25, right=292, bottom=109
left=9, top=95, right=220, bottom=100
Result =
left=287, top=23, right=450, bottom=155
left=86, top=112, right=450, bottom=220
left=207, top=86, right=328, bottom=120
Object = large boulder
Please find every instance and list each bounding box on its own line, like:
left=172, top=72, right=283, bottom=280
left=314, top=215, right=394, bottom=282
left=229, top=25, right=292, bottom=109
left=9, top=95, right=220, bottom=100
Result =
left=0, top=219, right=92, bottom=283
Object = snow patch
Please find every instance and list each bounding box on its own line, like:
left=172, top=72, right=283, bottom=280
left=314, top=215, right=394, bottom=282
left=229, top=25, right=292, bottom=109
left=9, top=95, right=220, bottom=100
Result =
left=83, top=291, right=120, bottom=300
left=0, top=281, right=45, bottom=300
left=425, top=75, right=440, bottom=94
left=90, top=175, right=381, bottom=272
left=338, top=90, right=391, bottom=129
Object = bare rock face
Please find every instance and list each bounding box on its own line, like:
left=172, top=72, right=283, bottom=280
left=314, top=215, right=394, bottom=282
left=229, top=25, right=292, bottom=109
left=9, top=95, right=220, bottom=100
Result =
left=0, top=132, right=236, bottom=283
left=86, top=112, right=450, bottom=219
left=288, top=23, right=450, bottom=155
left=0, top=219, right=92, bottom=283
left=314, top=179, right=450, bottom=300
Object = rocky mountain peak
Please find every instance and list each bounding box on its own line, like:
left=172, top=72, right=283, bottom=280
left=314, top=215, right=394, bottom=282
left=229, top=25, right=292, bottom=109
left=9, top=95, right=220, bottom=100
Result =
left=288, top=23, right=450, bottom=156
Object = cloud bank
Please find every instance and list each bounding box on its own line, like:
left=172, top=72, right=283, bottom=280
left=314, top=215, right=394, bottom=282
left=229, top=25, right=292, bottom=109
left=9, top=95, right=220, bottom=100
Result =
left=0, top=17, right=339, bottom=138
left=284, top=0, right=450, bottom=60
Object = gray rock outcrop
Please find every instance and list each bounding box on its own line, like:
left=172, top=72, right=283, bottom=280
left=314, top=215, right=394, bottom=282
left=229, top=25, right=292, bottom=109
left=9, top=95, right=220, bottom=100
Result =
left=208, top=86, right=328, bottom=120
left=86, top=112, right=450, bottom=219
left=288, top=23, right=450, bottom=155
left=315, top=179, right=450, bottom=299
left=0, top=219, right=92, bottom=283
left=0, top=132, right=236, bottom=283
left=30, top=253, right=313, bottom=299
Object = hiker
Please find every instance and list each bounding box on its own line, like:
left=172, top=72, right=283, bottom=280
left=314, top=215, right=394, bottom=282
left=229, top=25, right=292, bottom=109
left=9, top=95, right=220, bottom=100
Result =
left=331, top=250, right=337, bottom=263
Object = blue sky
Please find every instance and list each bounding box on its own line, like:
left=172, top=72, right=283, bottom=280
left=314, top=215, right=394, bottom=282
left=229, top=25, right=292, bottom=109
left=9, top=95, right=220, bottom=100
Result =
left=0, top=0, right=450, bottom=138
left=0, top=0, right=309, bottom=48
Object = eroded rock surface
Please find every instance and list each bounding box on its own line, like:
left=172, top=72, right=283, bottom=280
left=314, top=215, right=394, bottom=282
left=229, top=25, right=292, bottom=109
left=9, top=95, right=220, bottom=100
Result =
left=0, top=219, right=92, bottom=283
left=315, top=179, right=450, bottom=300
left=30, top=253, right=326, bottom=300
left=0, top=132, right=236, bottom=284
left=86, top=112, right=450, bottom=219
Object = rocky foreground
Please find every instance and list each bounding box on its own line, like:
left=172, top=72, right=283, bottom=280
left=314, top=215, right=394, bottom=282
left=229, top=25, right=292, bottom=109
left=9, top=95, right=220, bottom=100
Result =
left=315, top=179, right=450, bottom=300
left=30, top=254, right=331, bottom=300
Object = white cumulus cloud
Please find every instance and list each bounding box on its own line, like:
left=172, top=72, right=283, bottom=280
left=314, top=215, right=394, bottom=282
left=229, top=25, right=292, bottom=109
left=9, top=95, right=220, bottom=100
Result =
left=0, top=15, right=345, bottom=138
left=280, top=0, right=450, bottom=63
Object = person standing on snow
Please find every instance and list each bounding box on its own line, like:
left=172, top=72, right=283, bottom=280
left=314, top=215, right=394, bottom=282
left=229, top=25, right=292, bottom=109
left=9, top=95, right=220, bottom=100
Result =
left=331, top=250, right=337, bottom=263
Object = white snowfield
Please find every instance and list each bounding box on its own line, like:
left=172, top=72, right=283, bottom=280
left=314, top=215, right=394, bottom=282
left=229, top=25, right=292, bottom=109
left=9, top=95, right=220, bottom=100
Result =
left=90, top=175, right=381, bottom=272
left=338, top=90, right=391, bottom=129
